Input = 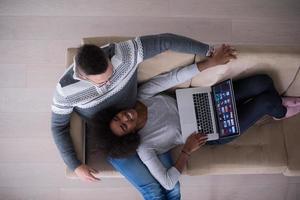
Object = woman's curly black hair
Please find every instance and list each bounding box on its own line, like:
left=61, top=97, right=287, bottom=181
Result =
left=89, top=109, right=140, bottom=158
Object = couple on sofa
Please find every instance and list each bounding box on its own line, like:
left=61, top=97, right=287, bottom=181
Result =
left=51, top=33, right=300, bottom=200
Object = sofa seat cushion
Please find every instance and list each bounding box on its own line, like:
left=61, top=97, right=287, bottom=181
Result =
left=282, top=114, right=300, bottom=176
left=85, top=123, right=122, bottom=178
left=137, top=51, right=195, bottom=88
left=191, top=45, right=300, bottom=96
left=184, top=120, right=287, bottom=175
left=65, top=112, right=86, bottom=178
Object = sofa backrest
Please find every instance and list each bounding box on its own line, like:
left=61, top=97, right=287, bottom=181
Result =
left=81, top=37, right=300, bottom=96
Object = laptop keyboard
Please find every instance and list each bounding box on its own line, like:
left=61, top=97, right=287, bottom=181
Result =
left=193, top=93, right=214, bottom=134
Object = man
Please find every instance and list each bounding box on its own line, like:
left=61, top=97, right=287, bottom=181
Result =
left=51, top=33, right=219, bottom=199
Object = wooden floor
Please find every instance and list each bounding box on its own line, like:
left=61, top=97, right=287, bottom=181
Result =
left=0, top=0, right=300, bottom=199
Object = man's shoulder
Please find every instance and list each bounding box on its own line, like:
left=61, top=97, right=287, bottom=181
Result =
left=114, top=37, right=143, bottom=62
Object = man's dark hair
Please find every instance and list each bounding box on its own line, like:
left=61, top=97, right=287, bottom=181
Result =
left=76, top=44, right=108, bottom=75
left=89, top=109, right=140, bottom=158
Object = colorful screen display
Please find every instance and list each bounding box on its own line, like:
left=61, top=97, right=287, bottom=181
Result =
left=212, top=80, right=239, bottom=138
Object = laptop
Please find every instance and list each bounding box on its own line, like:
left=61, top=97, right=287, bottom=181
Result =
left=176, top=79, right=240, bottom=141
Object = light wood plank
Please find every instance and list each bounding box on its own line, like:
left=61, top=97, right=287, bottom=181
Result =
left=59, top=188, right=141, bottom=200
left=0, top=138, right=61, bottom=163
left=0, top=16, right=232, bottom=43
left=0, top=0, right=169, bottom=17
left=0, top=40, right=78, bottom=64
left=0, top=187, right=59, bottom=200
left=26, top=65, right=64, bottom=88
left=181, top=185, right=287, bottom=200
left=0, top=112, right=51, bottom=138
left=170, top=0, right=300, bottom=21
left=0, top=88, right=54, bottom=112
left=180, top=174, right=288, bottom=187
left=0, top=163, right=133, bottom=188
left=0, top=65, right=27, bottom=88
left=232, top=20, right=300, bottom=45
left=288, top=177, right=300, bottom=184
left=286, top=184, right=300, bottom=200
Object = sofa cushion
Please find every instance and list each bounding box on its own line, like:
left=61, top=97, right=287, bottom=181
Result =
left=65, top=48, right=78, bottom=67
left=65, top=112, right=86, bottom=178
left=185, top=120, right=288, bottom=175
left=137, top=51, right=195, bottom=88
left=191, top=45, right=300, bottom=96
left=285, top=66, right=300, bottom=96
left=82, top=36, right=133, bottom=46
left=282, top=114, right=300, bottom=176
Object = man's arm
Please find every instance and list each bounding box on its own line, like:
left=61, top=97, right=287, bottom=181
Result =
left=51, top=88, right=80, bottom=171
left=51, top=112, right=81, bottom=171
left=140, top=33, right=214, bottom=60
left=51, top=87, right=100, bottom=182
left=137, top=63, right=200, bottom=99
left=137, top=44, right=237, bottom=99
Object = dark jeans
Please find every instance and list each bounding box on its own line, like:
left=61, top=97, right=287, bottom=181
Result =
left=207, top=74, right=287, bottom=145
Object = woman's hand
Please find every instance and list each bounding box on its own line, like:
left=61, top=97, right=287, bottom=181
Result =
left=182, top=132, right=208, bottom=155
left=74, top=164, right=100, bottom=182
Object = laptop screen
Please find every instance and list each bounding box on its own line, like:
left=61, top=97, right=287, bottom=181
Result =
left=212, top=79, right=240, bottom=138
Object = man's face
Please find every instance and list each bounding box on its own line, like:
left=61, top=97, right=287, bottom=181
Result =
left=76, top=60, right=114, bottom=87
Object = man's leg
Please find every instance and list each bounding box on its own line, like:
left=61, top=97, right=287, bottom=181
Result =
left=158, top=152, right=181, bottom=200
left=108, top=154, right=166, bottom=200
left=140, top=33, right=210, bottom=59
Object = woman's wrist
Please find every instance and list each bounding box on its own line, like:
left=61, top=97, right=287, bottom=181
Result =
left=181, top=149, right=191, bottom=157
left=196, top=58, right=217, bottom=72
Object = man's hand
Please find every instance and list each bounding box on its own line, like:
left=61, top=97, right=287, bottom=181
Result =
left=74, top=164, right=100, bottom=182
left=197, top=44, right=237, bottom=72
left=210, top=44, right=237, bottom=66
left=182, top=132, right=208, bottom=154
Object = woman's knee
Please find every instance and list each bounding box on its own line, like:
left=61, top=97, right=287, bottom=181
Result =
left=257, top=92, right=281, bottom=110
left=252, top=74, right=274, bottom=88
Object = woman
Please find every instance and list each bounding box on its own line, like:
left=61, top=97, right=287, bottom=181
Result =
left=97, top=44, right=300, bottom=197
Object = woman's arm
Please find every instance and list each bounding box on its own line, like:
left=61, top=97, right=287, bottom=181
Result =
left=174, top=133, right=208, bottom=173
left=137, top=63, right=200, bottom=99
left=137, top=133, right=207, bottom=190
left=138, top=148, right=181, bottom=190
left=138, top=44, right=237, bottom=99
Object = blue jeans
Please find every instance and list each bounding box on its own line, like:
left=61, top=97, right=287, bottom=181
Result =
left=108, top=152, right=181, bottom=200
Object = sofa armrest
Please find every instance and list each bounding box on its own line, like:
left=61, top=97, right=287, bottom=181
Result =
left=65, top=112, right=86, bottom=178
left=282, top=114, right=300, bottom=176
left=284, top=66, right=300, bottom=96
left=82, top=36, right=133, bottom=46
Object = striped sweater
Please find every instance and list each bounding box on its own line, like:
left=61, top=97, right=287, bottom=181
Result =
left=51, top=33, right=211, bottom=171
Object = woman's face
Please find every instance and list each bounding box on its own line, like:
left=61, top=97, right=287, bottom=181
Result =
left=109, top=109, right=138, bottom=136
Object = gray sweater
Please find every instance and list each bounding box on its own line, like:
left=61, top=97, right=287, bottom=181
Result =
left=51, top=33, right=211, bottom=171
left=137, top=64, right=200, bottom=190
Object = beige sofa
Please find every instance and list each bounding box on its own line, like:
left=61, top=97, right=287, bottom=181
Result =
left=66, top=36, right=300, bottom=178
